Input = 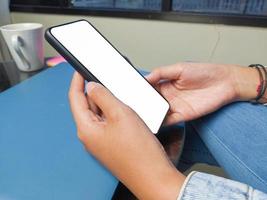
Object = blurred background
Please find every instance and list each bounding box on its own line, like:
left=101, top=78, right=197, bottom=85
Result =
left=5, top=0, right=267, bottom=70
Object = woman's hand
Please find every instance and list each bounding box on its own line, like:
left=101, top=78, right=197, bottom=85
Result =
left=146, top=62, right=259, bottom=125
left=69, top=72, right=185, bottom=200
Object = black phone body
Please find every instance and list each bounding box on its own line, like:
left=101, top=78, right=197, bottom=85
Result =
left=45, top=19, right=169, bottom=134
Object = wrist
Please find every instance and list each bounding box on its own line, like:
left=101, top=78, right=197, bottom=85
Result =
left=257, top=66, right=267, bottom=104
left=155, top=169, right=185, bottom=200
left=146, top=168, right=185, bottom=200
left=233, top=66, right=259, bottom=101
left=124, top=163, right=185, bottom=200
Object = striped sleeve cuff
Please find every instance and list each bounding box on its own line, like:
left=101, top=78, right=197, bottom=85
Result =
left=176, top=171, right=196, bottom=200
left=177, top=171, right=267, bottom=200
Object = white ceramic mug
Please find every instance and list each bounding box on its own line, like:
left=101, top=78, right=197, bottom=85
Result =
left=0, top=23, right=44, bottom=72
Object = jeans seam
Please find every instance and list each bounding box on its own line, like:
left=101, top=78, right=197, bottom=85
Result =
left=193, top=119, right=267, bottom=187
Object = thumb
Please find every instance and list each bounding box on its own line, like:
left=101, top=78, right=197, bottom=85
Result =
left=86, top=82, right=124, bottom=120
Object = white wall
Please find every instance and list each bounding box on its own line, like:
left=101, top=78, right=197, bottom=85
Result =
left=11, top=12, right=267, bottom=70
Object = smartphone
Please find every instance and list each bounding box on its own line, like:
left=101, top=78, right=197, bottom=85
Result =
left=45, top=20, right=169, bottom=133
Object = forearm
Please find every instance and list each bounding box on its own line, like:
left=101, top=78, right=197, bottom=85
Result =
left=108, top=144, right=186, bottom=200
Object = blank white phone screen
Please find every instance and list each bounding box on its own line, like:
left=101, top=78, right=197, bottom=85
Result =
left=50, top=20, right=169, bottom=133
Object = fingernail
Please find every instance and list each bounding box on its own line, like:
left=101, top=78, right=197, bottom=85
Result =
left=86, top=82, right=97, bottom=93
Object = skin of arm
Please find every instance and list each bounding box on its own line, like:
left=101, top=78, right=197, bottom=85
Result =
left=69, top=63, right=263, bottom=200
left=232, top=65, right=262, bottom=101
left=69, top=72, right=185, bottom=200
left=146, top=63, right=260, bottom=125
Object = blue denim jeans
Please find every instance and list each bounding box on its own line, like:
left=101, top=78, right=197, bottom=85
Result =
left=178, top=102, right=267, bottom=193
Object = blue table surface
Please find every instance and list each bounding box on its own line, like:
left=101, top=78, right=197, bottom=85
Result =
left=0, top=63, right=118, bottom=200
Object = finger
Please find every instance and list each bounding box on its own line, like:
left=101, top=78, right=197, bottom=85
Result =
left=146, top=63, right=185, bottom=84
left=86, top=87, right=103, bottom=121
left=164, top=113, right=184, bottom=125
left=86, top=92, right=100, bottom=114
left=86, top=82, right=124, bottom=120
left=69, top=72, right=100, bottom=127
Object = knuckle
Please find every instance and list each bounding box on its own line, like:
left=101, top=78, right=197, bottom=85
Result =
left=109, top=104, right=131, bottom=121
left=123, top=105, right=134, bottom=114
left=118, top=105, right=133, bottom=117
left=77, top=128, right=87, bottom=142
left=109, top=108, right=122, bottom=121
left=89, top=83, right=102, bottom=96
left=76, top=121, right=89, bottom=141
left=88, top=84, right=106, bottom=101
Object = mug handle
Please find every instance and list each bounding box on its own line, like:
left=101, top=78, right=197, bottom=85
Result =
left=11, top=35, right=31, bottom=70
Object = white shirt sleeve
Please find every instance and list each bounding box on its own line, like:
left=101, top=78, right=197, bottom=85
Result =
left=176, top=171, right=196, bottom=200
left=176, top=171, right=267, bottom=200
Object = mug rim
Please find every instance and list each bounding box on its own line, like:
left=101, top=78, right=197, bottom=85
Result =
left=0, top=23, right=43, bottom=31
